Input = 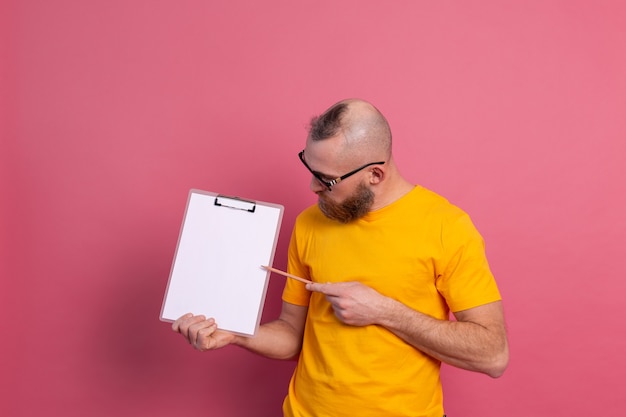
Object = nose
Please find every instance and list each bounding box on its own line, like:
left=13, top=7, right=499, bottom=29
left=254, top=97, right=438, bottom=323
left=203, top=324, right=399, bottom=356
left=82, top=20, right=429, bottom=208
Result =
left=309, top=176, right=327, bottom=193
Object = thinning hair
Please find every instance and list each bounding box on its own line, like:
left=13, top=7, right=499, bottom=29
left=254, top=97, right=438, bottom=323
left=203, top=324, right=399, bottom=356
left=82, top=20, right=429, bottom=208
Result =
left=308, top=100, right=392, bottom=160
left=308, top=102, right=349, bottom=141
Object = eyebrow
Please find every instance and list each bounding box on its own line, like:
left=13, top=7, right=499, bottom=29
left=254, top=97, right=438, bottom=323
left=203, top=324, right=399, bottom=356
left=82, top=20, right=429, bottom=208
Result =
left=311, top=168, right=336, bottom=180
left=301, top=153, right=337, bottom=180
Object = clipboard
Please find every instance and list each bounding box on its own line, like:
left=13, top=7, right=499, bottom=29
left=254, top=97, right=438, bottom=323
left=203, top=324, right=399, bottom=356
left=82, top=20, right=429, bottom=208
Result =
left=160, top=189, right=284, bottom=337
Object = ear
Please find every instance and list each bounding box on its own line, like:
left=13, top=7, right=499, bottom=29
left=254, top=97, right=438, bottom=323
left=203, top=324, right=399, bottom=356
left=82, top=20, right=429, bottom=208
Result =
left=369, top=166, right=385, bottom=185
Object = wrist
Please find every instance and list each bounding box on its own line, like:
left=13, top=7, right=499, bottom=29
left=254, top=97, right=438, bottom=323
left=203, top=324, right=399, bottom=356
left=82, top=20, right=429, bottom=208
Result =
left=375, top=296, right=404, bottom=328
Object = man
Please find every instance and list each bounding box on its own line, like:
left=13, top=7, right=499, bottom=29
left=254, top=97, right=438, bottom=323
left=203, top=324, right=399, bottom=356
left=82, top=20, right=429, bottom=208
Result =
left=173, top=99, right=509, bottom=417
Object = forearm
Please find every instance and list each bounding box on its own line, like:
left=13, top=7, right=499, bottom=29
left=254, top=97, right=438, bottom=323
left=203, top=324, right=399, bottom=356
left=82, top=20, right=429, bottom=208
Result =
left=377, top=299, right=509, bottom=377
left=306, top=281, right=508, bottom=376
left=233, top=318, right=303, bottom=360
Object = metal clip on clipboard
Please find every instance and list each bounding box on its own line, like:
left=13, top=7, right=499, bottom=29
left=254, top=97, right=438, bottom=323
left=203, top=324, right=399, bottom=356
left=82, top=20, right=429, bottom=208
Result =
left=214, top=194, right=256, bottom=213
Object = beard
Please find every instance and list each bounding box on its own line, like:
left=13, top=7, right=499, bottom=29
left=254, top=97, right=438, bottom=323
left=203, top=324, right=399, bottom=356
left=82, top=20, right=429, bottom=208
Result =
left=317, top=182, right=375, bottom=223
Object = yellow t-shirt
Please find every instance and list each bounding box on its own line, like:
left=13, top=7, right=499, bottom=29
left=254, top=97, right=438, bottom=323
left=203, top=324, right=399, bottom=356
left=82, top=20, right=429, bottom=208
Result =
left=282, top=186, right=501, bottom=417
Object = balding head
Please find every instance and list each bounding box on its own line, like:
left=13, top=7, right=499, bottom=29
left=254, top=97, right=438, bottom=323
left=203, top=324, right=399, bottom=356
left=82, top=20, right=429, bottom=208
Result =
left=308, top=99, right=392, bottom=162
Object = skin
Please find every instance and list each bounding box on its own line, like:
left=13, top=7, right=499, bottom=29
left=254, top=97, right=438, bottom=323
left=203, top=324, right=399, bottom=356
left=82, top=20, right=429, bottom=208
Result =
left=173, top=99, right=509, bottom=377
left=303, top=282, right=508, bottom=377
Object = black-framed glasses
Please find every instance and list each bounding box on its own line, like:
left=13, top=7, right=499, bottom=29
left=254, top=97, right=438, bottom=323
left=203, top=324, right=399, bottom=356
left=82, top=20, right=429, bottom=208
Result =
left=298, top=150, right=385, bottom=190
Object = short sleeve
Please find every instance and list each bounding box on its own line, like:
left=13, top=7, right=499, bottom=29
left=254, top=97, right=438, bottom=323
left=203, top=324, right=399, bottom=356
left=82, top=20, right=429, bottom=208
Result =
left=435, top=212, right=501, bottom=312
left=281, top=223, right=312, bottom=307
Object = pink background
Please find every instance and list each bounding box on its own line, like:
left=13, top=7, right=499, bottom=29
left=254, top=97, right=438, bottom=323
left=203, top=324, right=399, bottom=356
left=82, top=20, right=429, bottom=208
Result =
left=2, top=1, right=625, bottom=416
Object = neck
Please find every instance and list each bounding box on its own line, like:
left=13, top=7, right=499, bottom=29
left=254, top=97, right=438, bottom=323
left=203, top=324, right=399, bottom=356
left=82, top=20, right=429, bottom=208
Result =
left=370, top=167, right=414, bottom=211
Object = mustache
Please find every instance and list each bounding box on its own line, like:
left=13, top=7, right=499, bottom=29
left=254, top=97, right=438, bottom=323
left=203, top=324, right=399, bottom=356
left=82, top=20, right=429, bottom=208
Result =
left=317, top=185, right=374, bottom=223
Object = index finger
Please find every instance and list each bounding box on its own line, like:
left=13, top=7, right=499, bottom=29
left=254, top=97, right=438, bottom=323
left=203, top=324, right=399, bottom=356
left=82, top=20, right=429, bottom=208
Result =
left=172, top=313, right=203, bottom=332
left=306, top=282, right=337, bottom=295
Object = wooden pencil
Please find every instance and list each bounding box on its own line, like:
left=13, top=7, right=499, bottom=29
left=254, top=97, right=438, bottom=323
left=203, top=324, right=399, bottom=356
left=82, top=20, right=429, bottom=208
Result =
left=261, top=265, right=313, bottom=285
